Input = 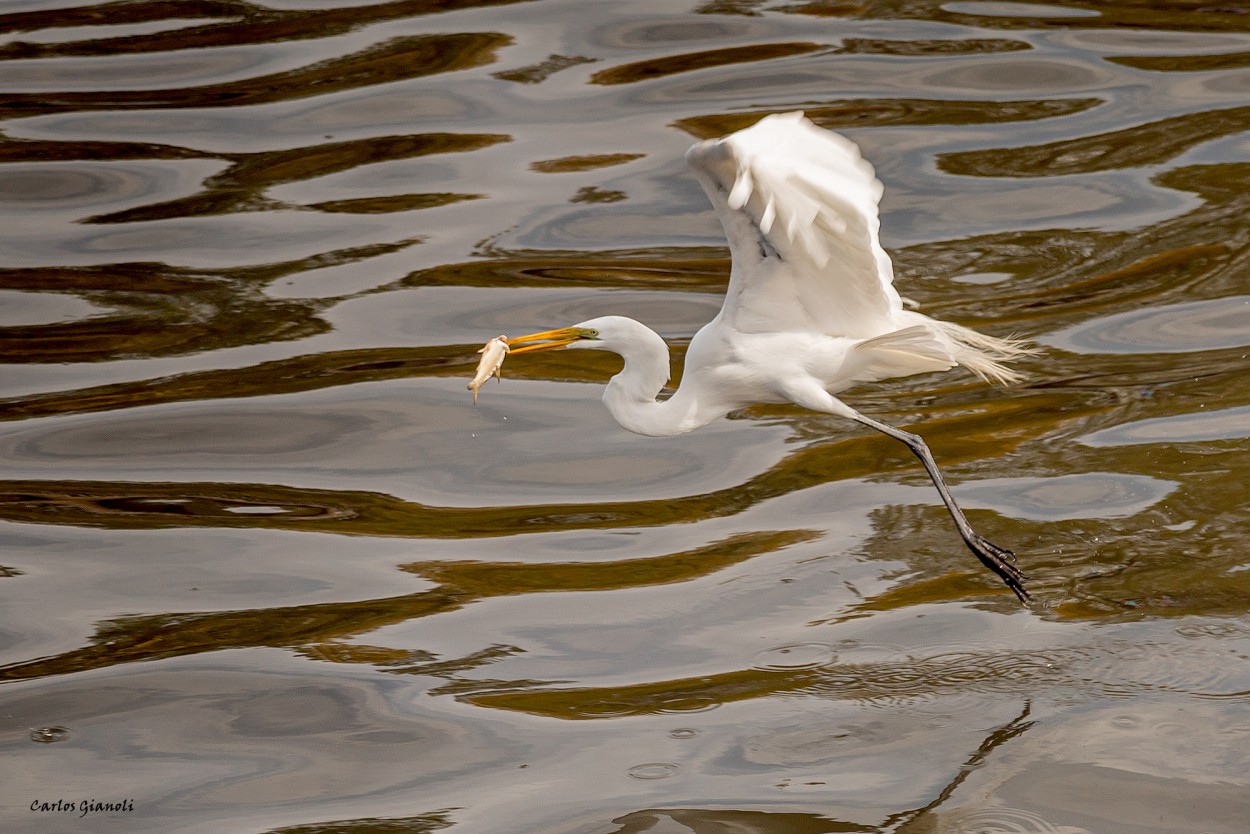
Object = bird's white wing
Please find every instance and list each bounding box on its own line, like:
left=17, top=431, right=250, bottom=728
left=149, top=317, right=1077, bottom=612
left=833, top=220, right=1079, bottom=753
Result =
left=687, top=112, right=903, bottom=338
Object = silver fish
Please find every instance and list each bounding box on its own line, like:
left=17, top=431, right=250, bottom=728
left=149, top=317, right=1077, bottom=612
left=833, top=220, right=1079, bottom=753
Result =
left=468, top=335, right=509, bottom=404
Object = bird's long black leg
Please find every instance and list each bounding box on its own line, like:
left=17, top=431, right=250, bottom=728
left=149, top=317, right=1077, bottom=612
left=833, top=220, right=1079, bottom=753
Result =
left=849, top=410, right=1030, bottom=603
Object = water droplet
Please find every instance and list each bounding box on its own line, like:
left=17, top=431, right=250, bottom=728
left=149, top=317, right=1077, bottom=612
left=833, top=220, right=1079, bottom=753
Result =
left=30, top=726, right=70, bottom=744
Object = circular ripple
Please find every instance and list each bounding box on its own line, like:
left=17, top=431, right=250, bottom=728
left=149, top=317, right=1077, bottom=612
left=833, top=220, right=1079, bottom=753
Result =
left=943, top=807, right=1085, bottom=833
left=922, top=58, right=1108, bottom=95
left=1081, top=404, right=1250, bottom=447
left=1073, top=638, right=1250, bottom=700
left=902, top=648, right=1032, bottom=717
left=0, top=290, right=107, bottom=328
left=812, top=643, right=1077, bottom=709
left=1042, top=295, right=1250, bottom=355
left=944, top=1, right=1100, bottom=18
left=571, top=701, right=637, bottom=718
left=223, top=505, right=300, bottom=515
left=809, top=642, right=913, bottom=703
left=0, top=161, right=214, bottom=218
left=668, top=727, right=699, bottom=739
left=84, top=496, right=353, bottom=521
left=1176, top=620, right=1250, bottom=640
left=0, top=165, right=139, bottom=208
left=751, top=642, right=838, bottom=671
left=656, top=696, right=720, bottom=714
left=957, top=473, right=1177, bottom=521
left=627, top=762, right=679, bottom=780
left=10, top=411, right=356, bottom=461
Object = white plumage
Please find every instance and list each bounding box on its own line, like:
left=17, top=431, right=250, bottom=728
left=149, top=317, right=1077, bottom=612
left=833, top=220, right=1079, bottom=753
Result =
left=504, top=112, right=1033, bottom=602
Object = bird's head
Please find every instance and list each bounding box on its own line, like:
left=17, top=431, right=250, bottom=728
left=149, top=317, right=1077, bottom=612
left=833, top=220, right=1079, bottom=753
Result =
left=506, top=322, right=600, bottom=355
left=507, top=316, right=649, bottom=354
left=685, top=136, right=738, bottom=195
left=507, top=316, right=666, bottom=359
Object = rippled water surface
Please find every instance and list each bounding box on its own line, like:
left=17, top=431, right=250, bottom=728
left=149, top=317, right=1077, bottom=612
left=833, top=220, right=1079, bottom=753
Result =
left=3, top=1, right=1250, bottom=832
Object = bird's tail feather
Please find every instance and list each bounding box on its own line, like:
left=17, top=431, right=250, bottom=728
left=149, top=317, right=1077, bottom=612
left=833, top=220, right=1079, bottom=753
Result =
left=852, top=325, right=959, bottom=381
left=855, top=321, right=1035, bottom=386
left=933, top=320, right=1036, bottom=385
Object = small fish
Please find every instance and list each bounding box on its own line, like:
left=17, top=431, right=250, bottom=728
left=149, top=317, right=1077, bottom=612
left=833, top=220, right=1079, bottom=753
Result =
left=468, top=335, right=509, bottom=404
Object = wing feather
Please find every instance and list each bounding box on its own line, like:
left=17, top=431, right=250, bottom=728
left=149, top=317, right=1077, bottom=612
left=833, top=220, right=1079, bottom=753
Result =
left=687, top=112, right=903, bottom=339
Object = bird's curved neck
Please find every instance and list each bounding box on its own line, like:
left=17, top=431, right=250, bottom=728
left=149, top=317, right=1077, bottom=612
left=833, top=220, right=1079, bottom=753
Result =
left=604, top=380, right=706, bottom=437
left=599, top=329, right=716, bottom=437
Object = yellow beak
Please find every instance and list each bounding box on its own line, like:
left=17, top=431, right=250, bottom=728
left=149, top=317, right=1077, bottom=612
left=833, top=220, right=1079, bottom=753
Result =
left=506, top=327, right=588, bottom=354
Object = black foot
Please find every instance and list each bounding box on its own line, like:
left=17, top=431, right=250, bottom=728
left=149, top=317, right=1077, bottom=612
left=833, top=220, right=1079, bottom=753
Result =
left=965, top=532, right=1030, bottom=604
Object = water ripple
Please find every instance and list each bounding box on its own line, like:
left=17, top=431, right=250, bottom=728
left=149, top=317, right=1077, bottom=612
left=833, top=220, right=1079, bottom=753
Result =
left=1081, top=405, right=1250, bottom=446
left=626, top=762, right=679, bottom=780
left=957, top=473, right=1178, bottom=521
left=751, top=642, right=839, bottom=671
left=1042, top=295, right=1250, bottom=355
left=940, top=806, right=1087, bottom=833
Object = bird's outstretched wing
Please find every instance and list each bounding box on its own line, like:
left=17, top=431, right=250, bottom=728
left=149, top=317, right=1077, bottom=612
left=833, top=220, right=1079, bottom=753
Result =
left=686, top=112, right=903, bottom=339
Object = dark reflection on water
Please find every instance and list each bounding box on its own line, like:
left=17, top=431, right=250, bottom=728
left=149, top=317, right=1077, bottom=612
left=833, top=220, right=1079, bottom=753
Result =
left=940, top=105, right=1250, bottom=177
left=674, top=96, right=1101, bottom=137
left=0, top=260, right=331, bottom=362
left=0, top=530, right=811, bottom=682
left=0, top=0, right=527, bottom=59
left=82, top=131, right=507, bottom=223
left=0, top=33, right=512, bottom=119
left=3, top=0, right=1250, bottom=832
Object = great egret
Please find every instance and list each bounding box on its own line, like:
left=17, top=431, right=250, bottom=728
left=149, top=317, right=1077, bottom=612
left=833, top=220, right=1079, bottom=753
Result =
left=503, top=112, right=1033, bottom=602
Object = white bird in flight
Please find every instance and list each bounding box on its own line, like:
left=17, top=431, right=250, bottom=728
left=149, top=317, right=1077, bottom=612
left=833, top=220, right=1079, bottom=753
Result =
left=501, top=112, right=1033, bottom=602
